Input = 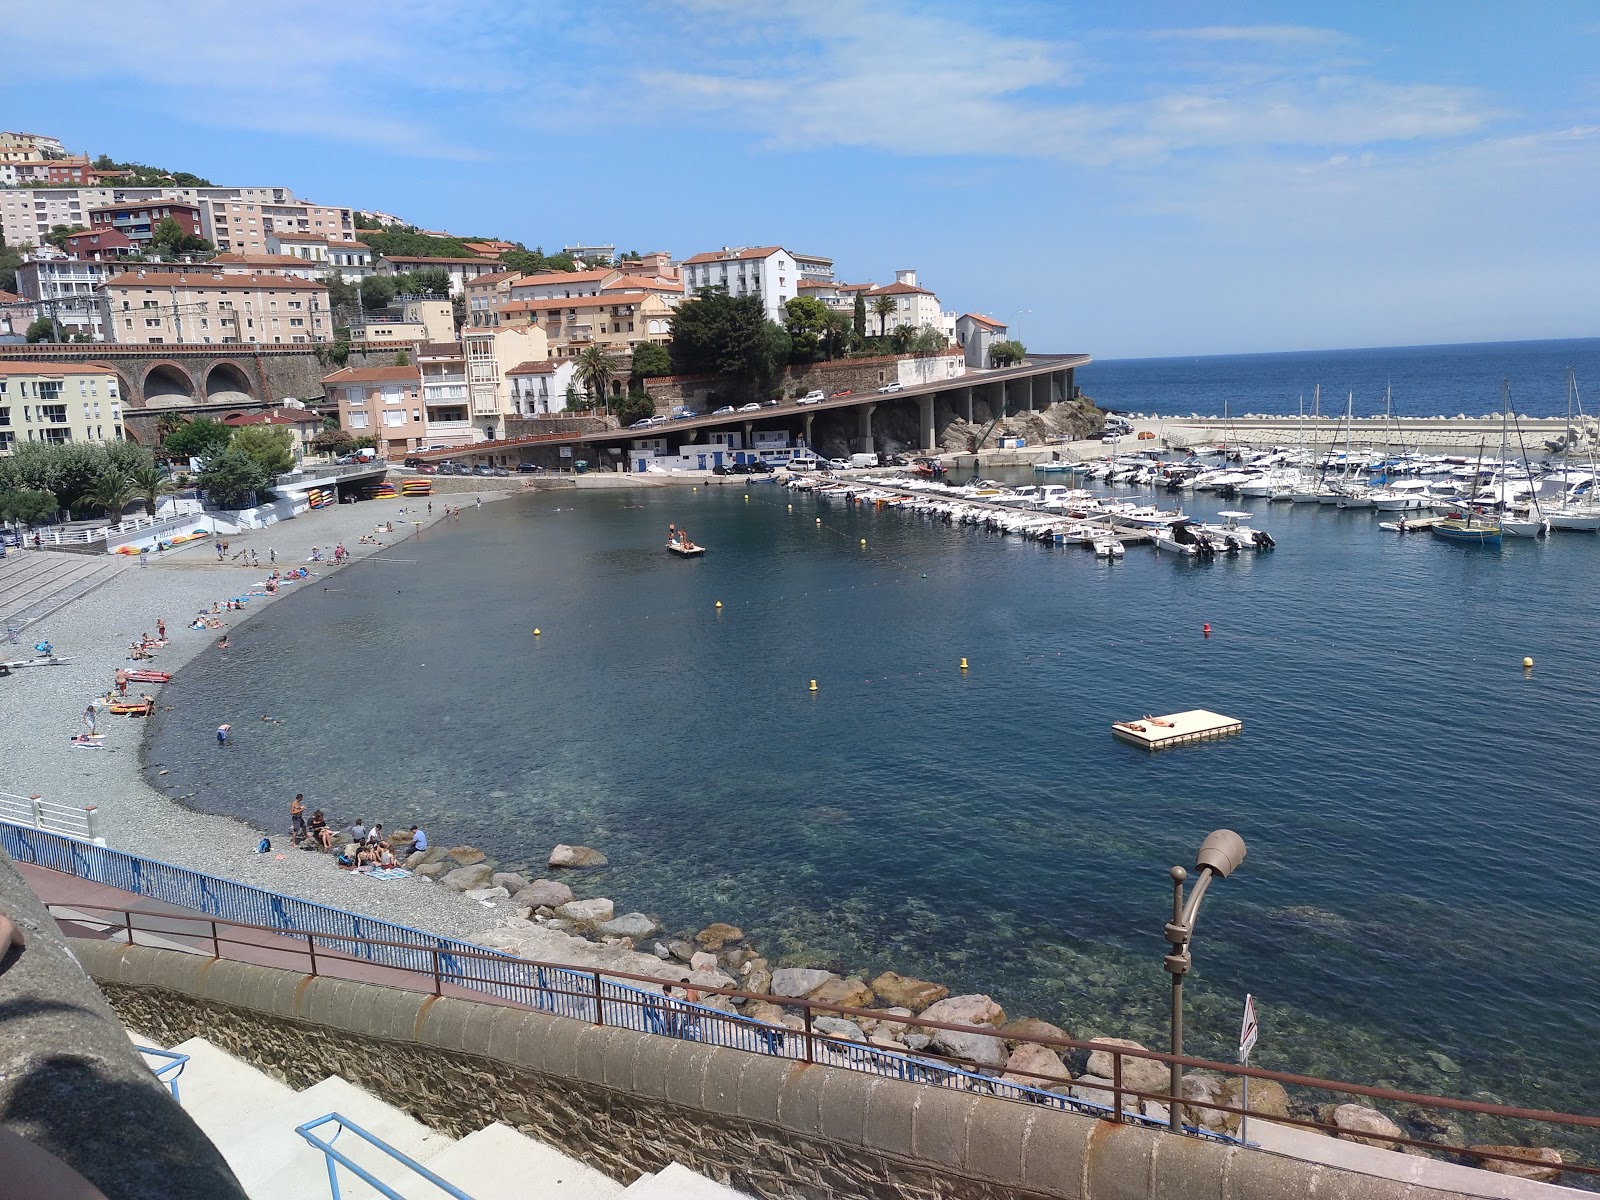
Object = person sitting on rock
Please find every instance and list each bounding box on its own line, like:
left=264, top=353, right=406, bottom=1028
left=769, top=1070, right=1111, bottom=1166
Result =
left=308, top=809, right=333, bottom=849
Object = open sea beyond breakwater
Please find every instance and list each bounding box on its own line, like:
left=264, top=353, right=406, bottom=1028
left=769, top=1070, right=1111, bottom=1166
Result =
left=145, top=469, right=1600, bottom=1140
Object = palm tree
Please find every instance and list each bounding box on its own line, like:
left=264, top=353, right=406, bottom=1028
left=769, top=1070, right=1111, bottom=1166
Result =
left=821, top=311, right=851, bottom=360
left=78, top=470, right=136, bottom=520
left=576, top=344, right=619, bottom=416
left=872, top=296, right=897, bottom=339
left=155, top=411, right=188, bottom=446
left=130, top=464, right=176, bottom=517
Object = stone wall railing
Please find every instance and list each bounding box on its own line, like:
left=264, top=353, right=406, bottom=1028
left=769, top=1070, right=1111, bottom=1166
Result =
left=76, top=939, right=1476, bottom=1200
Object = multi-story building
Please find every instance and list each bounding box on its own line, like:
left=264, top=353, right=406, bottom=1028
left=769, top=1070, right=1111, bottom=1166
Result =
left=0, top=361, right=122, bottom=452
left=0, top=289, right=34, bottom=340
left=14, top=257, right=114, bottom=341
left=506, top=359, right=577, bottom=417
left=0, top=132, right=66, bottom=162
left=792, top=251, right=834, bottom=281
left=208, top=253, right=329, bottom=281
left=222, top=406, right=323, bottom=461
left=86, top=200, right=204, bottom=248
left=373, top=255, right=498, bottom=297
left=347, top=298, right=453, bottom=350
left=322, top=365, right=425, bottom=459
left=863, top=271, right=955, bottom=342
left=462, top=325, right=549, bottom=440
left=955, top=313, right=1010, bottom=368
left=266, top=231, right=372, bottom=280
left=416, top=342, right=471, bottom=447
left=561, top=242, right=615, bottom=266
left=62, top=227, right=135, bottom=261
left=796, top=279, right=874, bottom=315
left=464, top=270, right=522, bottom=328
left=678, top=246, right=801, bottom=322
left=100, top=269, right=332, bottom=345
left=507, top=268, right=620, bottom=304
left=462, top=239, right=516, bottom=259
left=498, top=291, right=675, bottom=356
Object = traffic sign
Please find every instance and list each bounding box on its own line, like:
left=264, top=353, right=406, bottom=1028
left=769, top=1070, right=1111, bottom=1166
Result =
left=1240, top=993, right=1259, bottom=1062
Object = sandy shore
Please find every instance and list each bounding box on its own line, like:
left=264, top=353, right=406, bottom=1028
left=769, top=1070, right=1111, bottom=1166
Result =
left=1, top=492, right=537, bottom=943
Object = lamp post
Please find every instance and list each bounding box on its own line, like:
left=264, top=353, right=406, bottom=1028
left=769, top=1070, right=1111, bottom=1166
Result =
left=1163, top=828, right=1247, bottom=1132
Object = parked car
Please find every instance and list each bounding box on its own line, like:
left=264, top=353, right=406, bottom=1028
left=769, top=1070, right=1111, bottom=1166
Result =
left=712, top=465, right=731, bottom=476
left=788, top=456, right=818, bottom=470
left=403, top=456, right=423, bottom=468
left=826, top=458, right=852, bottom=471
left=473, top=465, right=494, bottom=476
left=671, top=408, right=698, bottom=420
left=417, top=464, right=437, bottom=474
left=800, top=390, right=826, bottom=403
left=829, top=389, right=852, bottom=398
left=877, top=382, right=905, bottom=394
left=763, top=398, right=780, bottom=407
left=748, top=460, right=775, bottom=474
left=728, top=463, right=752, bottom=475
left=738, top=402, right=762, bottom=412
left=712, top=405, right=736, bottom=415
left=517, top=462, right=544, bottom=473
left=493, top=466, right=510, bottom=477
left=629, top=417, right=655, bottom=429
left=1101, top=433, right=1123, bottom=445
left=335, top=454, right=357, bottom=464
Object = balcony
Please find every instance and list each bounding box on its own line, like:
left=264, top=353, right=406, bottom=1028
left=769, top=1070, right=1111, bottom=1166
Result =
left=421, top=372, right=466, bottom=386
left=423, top=385, right=467, bottom=401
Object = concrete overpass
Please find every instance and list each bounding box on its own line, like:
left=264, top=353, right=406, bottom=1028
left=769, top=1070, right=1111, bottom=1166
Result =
left=413, top=354, right=1091, bottom=467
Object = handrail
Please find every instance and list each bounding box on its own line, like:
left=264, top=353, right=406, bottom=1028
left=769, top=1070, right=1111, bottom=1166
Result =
left=47, top=900, right=1598, bottom=1176
left=295, top=1112, right=475, bottom=1200
left=135, top=1045, right=188, bottom=1101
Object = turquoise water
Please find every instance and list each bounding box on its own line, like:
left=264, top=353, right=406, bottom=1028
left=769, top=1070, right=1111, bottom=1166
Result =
left=147, top=479, right=1600, bottom=1135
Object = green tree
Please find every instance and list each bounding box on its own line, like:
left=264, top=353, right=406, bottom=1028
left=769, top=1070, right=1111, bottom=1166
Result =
left=321, top=272, right=358, bottom=314
left=0, top=488, right=58, bottom=527
left=784, top=296, right=830, bottom=363
left=163, top=416, right=234, bottom=460
left=822, top=310, right=852, bottom=360
left=154, top=411, right=189, bottom=445
left=129, top=464, right=176, bottom=517
left=614, top=389, right=655, bottom=426
left=404, top=267, right=451, bottom=297
left=871, top=296, right=896, bottom=338
left=393, top=350, right=410, bottom=367
left=76, top=470, right=136, bottom=518
left=148, top=216, right=212, bottom=259
left=360, top=275, right=397, bottom=311
left=104, top=440, right=154, bottom=478
left=577, top=344, right=619, bottom=414
left=669, top=288, right=789, bottom=388
left=230, top=424, right=296, bottom=478
left=989, top=340, right=1026, bottom=368
left=629, top=341, right=673, bottom=379
left=24, top=317, right=58, bottom=343
left=853, top=293, right=867, bottom=342
left=44, top=224, right=88, bottom=250
left=311, top=427, right=355, bottom=456
left=909, top=325, right=947, bottom=355
left=196, top=448, right=268, bottom=508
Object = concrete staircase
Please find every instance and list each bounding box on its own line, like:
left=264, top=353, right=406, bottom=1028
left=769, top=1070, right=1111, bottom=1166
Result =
left=130, top=1030, right=749, bottom=1200
left=0, top=549, right=124, bottom=630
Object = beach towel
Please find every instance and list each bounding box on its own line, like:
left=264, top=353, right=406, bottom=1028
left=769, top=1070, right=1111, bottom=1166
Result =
left=367, top=867, right=412, bottom=881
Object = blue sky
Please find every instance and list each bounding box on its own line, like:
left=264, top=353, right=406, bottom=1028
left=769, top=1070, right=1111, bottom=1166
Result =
left=5, top=1, right=1599, bottom=357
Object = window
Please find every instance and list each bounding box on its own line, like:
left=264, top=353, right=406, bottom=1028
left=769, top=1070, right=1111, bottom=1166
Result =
left=384, top=410, right=406, bottom=427
left=145, top=318, right=162, bottom=328
left=39, top=404, right=68, bottom=423
left=348, top=412, right=369, bottom=429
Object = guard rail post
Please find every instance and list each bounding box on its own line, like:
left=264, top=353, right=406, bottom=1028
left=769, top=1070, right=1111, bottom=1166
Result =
left=30, top=795, right=44, bottom=830
left=85, top=805, right=101, bottom=844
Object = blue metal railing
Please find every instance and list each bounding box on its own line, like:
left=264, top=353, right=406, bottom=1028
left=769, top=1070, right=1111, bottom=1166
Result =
left=136, top=1045, right=189, bottom=1100
left=296, top=1113, right=475, bottom=1200
left=7, top=820, right=1232, bottom=1136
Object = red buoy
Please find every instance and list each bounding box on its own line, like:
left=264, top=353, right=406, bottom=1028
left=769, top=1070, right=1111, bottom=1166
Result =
left=1202, top=623, right=1212, bottom=638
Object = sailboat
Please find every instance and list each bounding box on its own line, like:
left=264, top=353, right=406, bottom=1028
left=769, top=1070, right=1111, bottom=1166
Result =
left=1431, top=441, right=1501, bottom=545
left=1545, top=369, right=1600, bottom=532
left=1497, top=380, right=1549, bottom=538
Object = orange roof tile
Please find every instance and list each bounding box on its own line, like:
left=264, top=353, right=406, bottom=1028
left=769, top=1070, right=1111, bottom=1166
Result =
left=465, top=270, right=522, bottom=287
left=500, top=292, right=653, bottom=315
left=508, top=268, right=618, bottom=290
left=962, top=312, right=1007, bottom=329
left=603, top=274, right=683, bottom=293
left=104, top=270, right=328, bottom=291
left=506, top=360, right=559, bottom=375
left=322, top=365, right=420, bottom=384
left=0, top=361, right=119, bottom=377
left=865, top=281, right=933, bottom=297
left=680, top=246, right=784, bottom=265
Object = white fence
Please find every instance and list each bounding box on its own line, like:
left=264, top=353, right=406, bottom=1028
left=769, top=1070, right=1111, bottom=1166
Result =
left=0, top=790, right=102, bottom=844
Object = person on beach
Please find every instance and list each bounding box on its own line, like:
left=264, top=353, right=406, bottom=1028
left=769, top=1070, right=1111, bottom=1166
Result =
left=308, top=809, right=333, bottom=849
left=428, top=501, right=433, bottom=514
left=347, top=817, right=367, bottom=843
left=269, top=547, right=276, bottom=565
left=376, top=842, right=397, bottom=869
left=216, top=723, right=231, bottom=745
left=156, top=618, right=166, bottom=642
left=215, top=540, right=224, bottom=561
left=216, top=635, right=230, bottom=650
left=114, top=667, right=128, bottom=697
left=409, top=826, right=428, bottom=853
left=365, top=822, right=383, bottom=844
left=82, top=704, right=98, bottom=737
left=290, top=794, right=306, bottom=842
left=476, top=496, right=481, bottom=510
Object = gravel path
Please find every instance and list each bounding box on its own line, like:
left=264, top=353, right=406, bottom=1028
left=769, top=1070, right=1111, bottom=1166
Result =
left=1, top=492, right=525, bottom=944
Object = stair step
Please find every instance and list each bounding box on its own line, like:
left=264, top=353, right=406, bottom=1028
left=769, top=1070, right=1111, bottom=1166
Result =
left=621, top=1163, right=752, bottom=1199
left=165, top=1037, right=297, bottom=1147
left=234, top=1075, right=454, bottom=1200
left=421, top=1123, right=624, bottom=1200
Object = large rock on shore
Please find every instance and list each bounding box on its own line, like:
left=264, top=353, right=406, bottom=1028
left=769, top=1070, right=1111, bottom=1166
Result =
left=869, top=971, right=948, bottom=1013
left=1002, top=1017, right=1069, bottom=1047
left=919, top=994, right=1005, bottom=1029
left=445, top=845, right=488, bottom=867
left=689, top=951, right=719, bottom=973
left=548, top=844, right=608, bottom=868
left=1330, top=1103, right=1402, bottom=1148
left=1085, top=1038, right=1167, bottom=1099
left=1468, top=1145, right=1564, bottom=1182
left=599, top=913, right=661, bottom=940
left=695, top=922, right=745, bottom=950
left=1000, top=1042, right=1070, bottom=1090
left=744, top=999, right=787, bottom=1025
left=771, top=968, right=836, bottom=998
left=932, top=1027, right=1008, bottom=1068
left=463, top=886, right=509, bottom=902
left=555, top=898, right=614, bottom=926
left=813, top=1017, right=866, bottom=1043
left=807, top=977, right=874, bottom=1010
left=416, top=862, right=449, bottom=880
left=741, top=958, right=772, bottom=996
left=512, top=879, right=574, bottom=909
left=440, top=864, right=494, bottom=892
left=491, top=872, right=529, bottom=894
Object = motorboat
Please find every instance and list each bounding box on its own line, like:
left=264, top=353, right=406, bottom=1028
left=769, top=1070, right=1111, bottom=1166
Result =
left=1370, top=480, right=1432, bottom=511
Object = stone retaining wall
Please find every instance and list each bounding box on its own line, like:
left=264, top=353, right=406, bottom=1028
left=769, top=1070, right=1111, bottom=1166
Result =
left=76, top=941, right=1479, bottom=1200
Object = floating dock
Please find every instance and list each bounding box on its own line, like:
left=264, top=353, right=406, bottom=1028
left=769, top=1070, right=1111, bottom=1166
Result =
left=1112, top=709, right=1242, bottom=751
left=1377, top=514, right=1446, bottom=533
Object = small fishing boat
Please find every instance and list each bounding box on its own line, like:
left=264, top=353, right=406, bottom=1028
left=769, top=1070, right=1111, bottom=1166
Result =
left=1430, top=518, right=1501, bottom=545
left=1093, top=536, right=1125, bottom=559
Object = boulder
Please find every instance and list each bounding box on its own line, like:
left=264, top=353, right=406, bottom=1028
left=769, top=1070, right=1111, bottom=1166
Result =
left=548, top=844, right=608, bottom=868
left=744, top=1000, right=787, bottom=1025
left=1084, top=1039, right=1168, bottom=1100
left=686, top=967, right=738, bottom=992
left=554, top=898, right=614, bottom=926
left=869, top=972, right=949, bottom=1014
left=689, top=951, right=719, bottom=973
left=931, top=1027, right=1008, bottom=1068
left=652, top=942, right=672, bottom=961
left=445, top=845, right=487, bottom=867
left=695, top=922, right=745, bottom=950
left=491, top=872, right=529, bottom=894
left=1218, top=1075, right=1290, bottom=1123
left=666, top=940, right=696, bottom=964
left=813, top=1017, right=866, bottom=1042
left=1181, top=1072, right=1233, bottom=1132
left=919, top=994, right=1005, bottom=1030
left=807, top=977, right=874, bottom=1010
left=440, top=864, right=494, bottom=892
left=416, top=862, right=449, bottom=880
left=903, top=1032, right=933, bottom=1051
left=1468, top=1145, right=1563, bottom=1183
left=463, top=886, right=510, bottom=902
left=858, top=1007, right=914, bottom=1038
left=511, top=879, right=574, bottom=909
left=722, top=949, right=753, bottom=971
left=598, top=913, right=661, bottom=940
left=1330, top=1103, right=1402, bottom=1149
left=1000, top=1042, right=1070, bottom=1090
left=742, top=958, right=772, bottom=996
left=771, top=968, right=837, bottom=998
left=1002, top=1017, right=1069, bottom=1047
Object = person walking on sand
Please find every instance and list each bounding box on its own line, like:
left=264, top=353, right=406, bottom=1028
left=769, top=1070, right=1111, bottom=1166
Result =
left=156, top=618, right=166, bottom=642
left=269, top=546, right=276, bottom=565
left=82, top=703, right=98, bottom=737
left=476, top=495, right=482, bottom=510
left=114, top=667, right=128, bottom=697
left=290, top=793, right=306, bottom=842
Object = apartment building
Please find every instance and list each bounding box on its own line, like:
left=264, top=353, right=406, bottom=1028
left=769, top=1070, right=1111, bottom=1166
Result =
left=14, top=258, right=114, bottom=341
left=462, top=325, right=549, bottom=439
left=955, top=313, right=1010, bottom=368
left=87, top=200, right=203, bottom=247
left=0, top=362, right=122, bottom=452
left=348, top=297, right=454, bottom=349
left=863, top=271, right=956, bottom=342
left=506, top=268, right=620, bottom=303
left=464, top=270, right=522, bottom=328
left=208, top=253, right=329, bottom=281
left=266, top=231, right=372, bottom=280
left=0, top=132, right=66, bottom=162
left=499, top=291, right=675, bottom=356
left=322, top=365, right=425, bottom=459
left=62, top=227, right=135, bottom=261
left=101, top=270, right=331, bottom=345
left=416, top=342, right=471, bottom=447
left=506, top=359, right=577, bottom=417
left=374, top=255, right=498, bottom=297
left=678, top=246, right=801, bottom=322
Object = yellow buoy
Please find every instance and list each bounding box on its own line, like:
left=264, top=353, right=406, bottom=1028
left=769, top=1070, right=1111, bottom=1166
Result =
left=960, top=657, right=968, bottom=671
left=809, top=679, right=818, bottom=692
left=860, top=538, right=867, bottom=547
left=715, top=600, right=723, bottom=609
left=744, top=494, right=749, bottom=501
left=1523, top=656, right=1534, bottom=669
left=815, top=517, right=821, bottom=525
left=788, top=503, right=793, bottom=511
left=533, top=628, right=541, bottom=637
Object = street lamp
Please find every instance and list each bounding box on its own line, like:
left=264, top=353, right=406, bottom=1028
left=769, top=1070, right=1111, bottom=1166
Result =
left=1162, top=828, right=1247, bottom=1132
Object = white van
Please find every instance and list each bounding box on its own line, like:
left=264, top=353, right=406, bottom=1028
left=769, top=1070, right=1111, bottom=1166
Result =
left=849, top=452, right=879, bottom=469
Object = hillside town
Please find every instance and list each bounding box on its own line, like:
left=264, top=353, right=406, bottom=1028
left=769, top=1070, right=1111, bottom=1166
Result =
left=0, top=130, right=1027, bottom=466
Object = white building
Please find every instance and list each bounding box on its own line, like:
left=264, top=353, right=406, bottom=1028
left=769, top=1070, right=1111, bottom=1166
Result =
left=266, top=231, right=373, bottom=281
left=13, top=257, right=114, bottom=341
left=507, top=268, right=621, bottom=303
left=863, top=270, right=955, bottom=343
left=506, top=359, right=577, bottom=416
left=375, top=255, right=499, bottom=297
left=678, top=246, right=801, bottom=323
left=955, top=313, right=1010, bottom=369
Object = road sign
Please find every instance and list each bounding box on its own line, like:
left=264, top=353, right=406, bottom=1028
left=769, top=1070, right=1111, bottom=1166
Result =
left=1240, top=993, right=1259, bottom=1063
